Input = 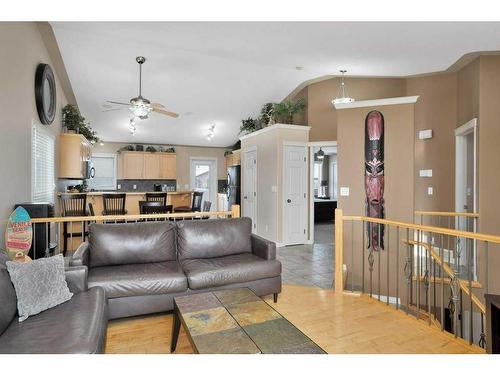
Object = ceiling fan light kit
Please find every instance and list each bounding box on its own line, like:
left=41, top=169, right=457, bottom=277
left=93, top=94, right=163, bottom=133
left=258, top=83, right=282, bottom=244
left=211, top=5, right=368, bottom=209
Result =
left=207, top=124, right=216, bottom=141
left=106, top=56, right=179, bottom=134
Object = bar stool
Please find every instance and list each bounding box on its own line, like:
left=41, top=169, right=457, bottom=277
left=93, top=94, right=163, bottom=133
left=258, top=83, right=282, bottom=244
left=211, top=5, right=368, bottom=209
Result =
left=145, top=192, right=167, bottom=205
left=60, top=193, right=88, bottom=255
left=102, top=193, right=128, bottom=216
left=139, top=201, right=173, bottom=216
left=175, top=191, right=203, bottom=213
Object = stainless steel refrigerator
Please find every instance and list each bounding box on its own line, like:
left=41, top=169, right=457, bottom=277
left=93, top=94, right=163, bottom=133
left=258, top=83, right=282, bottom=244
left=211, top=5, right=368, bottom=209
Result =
left=226, top=165, right=240, bottom=210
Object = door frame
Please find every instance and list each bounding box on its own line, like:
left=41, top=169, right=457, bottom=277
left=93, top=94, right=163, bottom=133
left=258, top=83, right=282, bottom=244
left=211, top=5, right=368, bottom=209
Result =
left=242, top=146, right=258, bottom=231
left=455, top=118, right=478, bottom=277
left=189, top=157, right=218, bottom=211
left=307, top=141, right=338, bottom=243
left=455, top=118, right=478, bottom=216
left=282, top=141, right=309, bottom=246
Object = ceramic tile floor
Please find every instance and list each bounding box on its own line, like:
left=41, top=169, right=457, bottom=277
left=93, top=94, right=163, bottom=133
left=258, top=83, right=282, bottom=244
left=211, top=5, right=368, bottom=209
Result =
left=277, top=222, right=334, bottom=289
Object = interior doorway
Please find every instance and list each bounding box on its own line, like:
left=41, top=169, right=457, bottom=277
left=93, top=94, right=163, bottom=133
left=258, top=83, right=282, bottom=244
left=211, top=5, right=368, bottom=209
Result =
left=309, top=141, right=338, bottom=245
left=242, top=147, right=257, bottom=232
left=190, top=158, right=217, bottom=211
left=455, top=118, right=478, bottom=276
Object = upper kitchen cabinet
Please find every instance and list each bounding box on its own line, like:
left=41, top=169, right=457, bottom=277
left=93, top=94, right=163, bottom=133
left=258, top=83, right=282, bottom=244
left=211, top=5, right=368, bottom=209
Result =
left=225, top=149, right=241, bottom=169
left=119, top=152, right=145, bottom=179
left=58, top=134, right=92, bottom=179
left=159, top=153, right=176, bottom=179
left=118, top=151, right=177, bottom=179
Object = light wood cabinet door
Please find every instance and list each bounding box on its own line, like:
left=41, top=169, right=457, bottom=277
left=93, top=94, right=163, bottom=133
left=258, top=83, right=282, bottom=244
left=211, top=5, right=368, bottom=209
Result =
left=159, top=153, right=177, bottom=179
left=59, top=134, right=92, bottom=179
left=144, top=153, right=161, bottom=179
left=121, top=152, right=144, bottom=179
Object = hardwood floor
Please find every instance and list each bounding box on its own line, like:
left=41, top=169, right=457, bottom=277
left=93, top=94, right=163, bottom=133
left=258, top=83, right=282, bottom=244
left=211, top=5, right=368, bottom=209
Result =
left=105, top=284, right=483, bottom=354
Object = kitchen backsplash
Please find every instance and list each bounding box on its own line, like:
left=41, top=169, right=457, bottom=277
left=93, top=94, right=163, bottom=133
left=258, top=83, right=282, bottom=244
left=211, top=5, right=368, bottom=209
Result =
left=116, top=179, right=177, bottom=192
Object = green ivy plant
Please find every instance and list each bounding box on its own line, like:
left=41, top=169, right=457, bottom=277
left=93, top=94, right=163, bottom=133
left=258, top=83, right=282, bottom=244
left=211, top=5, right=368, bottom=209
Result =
left=239, top=117, right=261, bottom=135
left=259, top=102, right=274, bottom=127
left=272, top=98, right=306, bottom=124
left=62, top=104, right=99, bottom=144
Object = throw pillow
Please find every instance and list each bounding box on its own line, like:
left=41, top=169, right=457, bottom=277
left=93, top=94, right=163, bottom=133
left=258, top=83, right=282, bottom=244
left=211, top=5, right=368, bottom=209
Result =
left=6, top=254, right=73, bottom=322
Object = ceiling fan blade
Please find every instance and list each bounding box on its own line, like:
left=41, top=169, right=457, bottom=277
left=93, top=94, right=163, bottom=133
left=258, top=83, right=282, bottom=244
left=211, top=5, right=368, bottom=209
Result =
left=151, top=102, right=165, bottom=109
left=153, top=107, right=179, bottom=118
left=102, top=108, right=124, bottom=113
left=107, top=100, right=130, bottom=106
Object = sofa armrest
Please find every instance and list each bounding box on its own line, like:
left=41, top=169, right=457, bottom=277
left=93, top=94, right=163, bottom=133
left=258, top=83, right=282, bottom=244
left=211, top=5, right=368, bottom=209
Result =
left=251, top=234, right=276, bottom=260
left=71, top=242, right=89, bottom=267
left=65, top=266, right=88, bottom=294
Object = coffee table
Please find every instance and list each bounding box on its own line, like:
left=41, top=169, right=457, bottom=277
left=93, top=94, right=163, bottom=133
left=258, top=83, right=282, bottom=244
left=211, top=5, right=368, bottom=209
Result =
left=170, top=288, right=326, bottom=354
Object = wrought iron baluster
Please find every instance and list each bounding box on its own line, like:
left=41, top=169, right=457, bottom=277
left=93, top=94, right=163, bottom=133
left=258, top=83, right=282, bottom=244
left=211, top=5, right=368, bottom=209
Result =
left=468, top=238, right=473, bottom=345
left=351, top=220, right=354, bottom=293
left=377, top=224, right=381, bottom=301
left=368, top=223, right=374, bottom=298
left=440, top=233, right=445, bottom=331
left=396, top=226, right=399, bottom=310
left=362, top=222, right=365, bottom=294
left=485, top=241, right=489, bottom=294
left=386, top=225, right=390, bottom=305
left=479, top=313, right=486, bottom=348
left=45, top=222, right=49, bottom=258
left=404, top=228, right=412, bottom=315
left=416, top=229, right=421, bottom=320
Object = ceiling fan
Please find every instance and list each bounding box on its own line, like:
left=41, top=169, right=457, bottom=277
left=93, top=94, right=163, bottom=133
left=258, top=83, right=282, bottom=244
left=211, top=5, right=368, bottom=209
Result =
left=105, top=56, right=179, bottom=119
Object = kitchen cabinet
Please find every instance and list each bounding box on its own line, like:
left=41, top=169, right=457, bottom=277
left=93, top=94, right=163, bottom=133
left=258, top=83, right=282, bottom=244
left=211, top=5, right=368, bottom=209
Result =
left=225, top=149, right=241, bottom=169
left=118, top=151, right=177, bottom=180
left=159, top=153, right=177, bottom=179
left=120, top=152, right=145, bottom=179
left=58, top=134, right=92, bottom=179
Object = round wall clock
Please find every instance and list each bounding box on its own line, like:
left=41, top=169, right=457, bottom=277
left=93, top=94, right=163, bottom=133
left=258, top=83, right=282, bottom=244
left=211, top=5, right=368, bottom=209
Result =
left=35, top=63, right=57, bottom=125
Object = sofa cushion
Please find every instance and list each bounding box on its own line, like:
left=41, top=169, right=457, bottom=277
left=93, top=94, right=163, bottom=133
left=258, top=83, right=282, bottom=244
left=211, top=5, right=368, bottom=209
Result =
left=0, top=287, right=107, bottom=354
left=89, top=221, right=176, bottom=267
left=88, top=261, right=188, bottom=298
left=180, top=253, right=282, bottom=290
left=177, top=217, right=252, bottom=260
left=0, top=258, right=17, bottom=336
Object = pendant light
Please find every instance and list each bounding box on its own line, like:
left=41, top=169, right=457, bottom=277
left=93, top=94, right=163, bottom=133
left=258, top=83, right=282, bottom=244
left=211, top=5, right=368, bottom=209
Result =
left=332, top=70, right=355, bottom=106
left=316, top=147, right=325, bottom=160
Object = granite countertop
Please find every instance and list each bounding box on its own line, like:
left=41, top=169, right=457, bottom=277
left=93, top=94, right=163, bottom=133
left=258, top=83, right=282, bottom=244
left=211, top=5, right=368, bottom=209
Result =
left=58, top=191, right=193, bottom=196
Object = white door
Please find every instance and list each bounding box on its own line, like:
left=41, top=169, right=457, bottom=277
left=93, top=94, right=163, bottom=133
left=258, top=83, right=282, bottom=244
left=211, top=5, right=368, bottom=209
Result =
left=190, top=158, right=217, bottom=211
left=243, top=149, right=257, bottom=232
left=283, top=145, right=308, bottom=245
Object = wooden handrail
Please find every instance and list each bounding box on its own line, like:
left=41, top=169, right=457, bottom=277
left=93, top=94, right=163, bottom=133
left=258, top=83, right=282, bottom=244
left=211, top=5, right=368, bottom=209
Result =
left=342, top=214, right=500, bottom=244
left=30, top=205, right=241, bottom=223
left=415, top=211, right=479, bottom=218
left=404, top=239, right=485, bottom=314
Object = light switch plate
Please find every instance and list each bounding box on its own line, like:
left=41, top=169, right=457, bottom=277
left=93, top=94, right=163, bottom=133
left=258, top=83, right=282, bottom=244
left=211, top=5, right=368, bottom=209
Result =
left=427, top=187, right=433, bottom=195
left=419, top=169, right=433, bottom=177
left=419, top=129, right=433, bottom=139
left=117, top=184, right=121, bottom=190
left=340, top=187, right=350, bottom=196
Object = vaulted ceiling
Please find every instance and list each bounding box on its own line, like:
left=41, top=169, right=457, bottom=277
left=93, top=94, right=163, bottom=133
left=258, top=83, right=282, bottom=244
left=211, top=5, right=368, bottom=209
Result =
left=52, top=22, right=500, bottom=147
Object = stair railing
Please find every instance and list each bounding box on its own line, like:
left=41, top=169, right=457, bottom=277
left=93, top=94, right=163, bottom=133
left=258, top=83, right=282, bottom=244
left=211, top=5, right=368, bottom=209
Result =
left=335, top=208, right=496, bottom=349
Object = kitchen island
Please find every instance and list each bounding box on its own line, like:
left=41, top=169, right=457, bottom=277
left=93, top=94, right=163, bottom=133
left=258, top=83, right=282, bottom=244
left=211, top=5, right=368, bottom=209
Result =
left=57, top=191, right=193, bottom=215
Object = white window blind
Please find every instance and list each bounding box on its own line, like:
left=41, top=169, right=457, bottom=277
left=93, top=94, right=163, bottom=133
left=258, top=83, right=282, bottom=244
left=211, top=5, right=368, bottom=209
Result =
left=31, top=123, right=55, bottom=203
left=88, top=154, right=117, bottom=190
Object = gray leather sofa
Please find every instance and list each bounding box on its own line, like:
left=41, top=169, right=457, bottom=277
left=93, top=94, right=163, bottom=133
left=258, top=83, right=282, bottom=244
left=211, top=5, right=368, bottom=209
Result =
left=0, top=253, right=108, bottom=354
left=71, top=217, right=281, bottom=319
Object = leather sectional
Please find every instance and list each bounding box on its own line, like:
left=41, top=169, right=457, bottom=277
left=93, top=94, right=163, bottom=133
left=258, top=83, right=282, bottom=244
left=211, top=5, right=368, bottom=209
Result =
left=0, top=253, right=108, bottom=354
left=71, top=217, right=282, bottom=319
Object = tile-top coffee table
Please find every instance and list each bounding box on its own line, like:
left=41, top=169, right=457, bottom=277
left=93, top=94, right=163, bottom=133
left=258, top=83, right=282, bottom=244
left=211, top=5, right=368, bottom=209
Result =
left=170, top=288, right=326, bottom=354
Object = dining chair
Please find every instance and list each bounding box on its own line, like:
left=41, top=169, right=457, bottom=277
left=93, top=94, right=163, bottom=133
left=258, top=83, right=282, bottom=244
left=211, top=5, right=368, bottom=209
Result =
left=102, top=193, right=127, bottom=216
left=145, top=192, right=167, bottom=205
left=175, top=191, right=204, bottom=213
left=60, top=193, right=88, bottom=255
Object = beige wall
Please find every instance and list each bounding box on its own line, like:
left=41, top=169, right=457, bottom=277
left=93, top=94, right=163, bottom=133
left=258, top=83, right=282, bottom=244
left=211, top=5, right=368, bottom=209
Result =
left=337, top=103, right=415, bottom=299
left=0, top=22, right=69, bottom=244
left=407, top=73, right=458, bottom=212
left=303, top=77, right=407, bottom=142
left=97, top=142, right=230, bottom=188
left=457, top=58, right=480, bottom=126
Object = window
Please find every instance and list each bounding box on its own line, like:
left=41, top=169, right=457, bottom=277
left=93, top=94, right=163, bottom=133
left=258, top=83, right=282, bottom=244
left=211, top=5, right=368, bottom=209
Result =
left=31, top=122, right=55, bottom=203
left=88, top=153, right=117, bottom=191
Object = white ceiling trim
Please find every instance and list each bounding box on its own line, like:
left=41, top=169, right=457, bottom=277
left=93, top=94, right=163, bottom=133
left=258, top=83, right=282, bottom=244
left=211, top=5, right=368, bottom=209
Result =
left=334, top=96, right=419, bottom=110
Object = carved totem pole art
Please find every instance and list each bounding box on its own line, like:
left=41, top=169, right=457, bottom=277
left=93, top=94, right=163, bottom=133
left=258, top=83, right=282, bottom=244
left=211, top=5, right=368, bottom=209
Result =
left=365, top=110, right=385, bottom=251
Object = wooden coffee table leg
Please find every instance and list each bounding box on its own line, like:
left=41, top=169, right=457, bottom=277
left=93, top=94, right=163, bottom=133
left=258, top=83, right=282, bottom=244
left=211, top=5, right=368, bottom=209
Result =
left=170, top=310, right=181, bottom=353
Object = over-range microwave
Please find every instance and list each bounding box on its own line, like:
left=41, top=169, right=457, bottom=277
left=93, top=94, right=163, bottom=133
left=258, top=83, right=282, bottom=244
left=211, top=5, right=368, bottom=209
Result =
left=83, top=161, right=95, bottom=179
